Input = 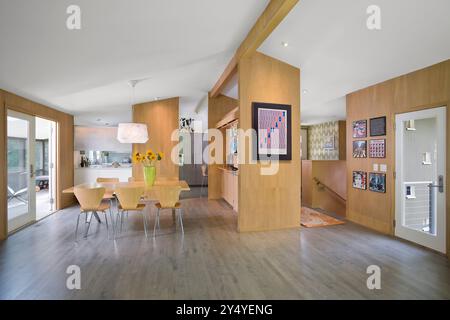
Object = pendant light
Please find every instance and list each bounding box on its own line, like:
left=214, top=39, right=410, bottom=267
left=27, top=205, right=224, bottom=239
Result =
left=117, top=80, right=149, bottom=143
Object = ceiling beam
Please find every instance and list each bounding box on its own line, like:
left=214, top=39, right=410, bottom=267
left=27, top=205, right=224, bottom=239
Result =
left=210, top=0, right=299, bottom=98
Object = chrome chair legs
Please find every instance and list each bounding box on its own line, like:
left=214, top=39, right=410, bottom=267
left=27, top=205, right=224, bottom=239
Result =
left=74, top=210, right=113, bottom=241
left=153, top=208, right=184, bottom=238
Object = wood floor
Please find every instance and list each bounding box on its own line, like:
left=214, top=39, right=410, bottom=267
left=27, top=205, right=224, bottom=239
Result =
left=0, top=197, right=449, bottom=300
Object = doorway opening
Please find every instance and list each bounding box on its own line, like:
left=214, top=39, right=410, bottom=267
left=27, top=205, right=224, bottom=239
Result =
left=7, top=110, right=57, bottom=233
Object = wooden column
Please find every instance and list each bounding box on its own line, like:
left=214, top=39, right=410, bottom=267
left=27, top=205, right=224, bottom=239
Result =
left=132, top=97, right=180, bottom=180
left=238, top=52, right=301, bottom=232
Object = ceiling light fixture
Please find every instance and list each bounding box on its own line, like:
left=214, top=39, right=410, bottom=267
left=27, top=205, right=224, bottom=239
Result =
left=282, top=41, right=289, bottom=47
left=302, top=89, right=309, bottom=94
left=117, top=80, right=149, bottom=144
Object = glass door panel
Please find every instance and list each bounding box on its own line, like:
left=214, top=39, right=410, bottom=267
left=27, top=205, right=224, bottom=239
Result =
left=7, top=110, right=36, bottom=232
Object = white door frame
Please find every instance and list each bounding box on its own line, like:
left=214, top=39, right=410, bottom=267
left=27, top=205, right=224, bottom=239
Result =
left=395, top=106, right=446, bottom=253
left=7, top=109, right=37, bottom=232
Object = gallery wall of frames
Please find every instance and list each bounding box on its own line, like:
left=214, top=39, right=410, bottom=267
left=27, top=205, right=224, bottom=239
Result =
left=351, top=116, right=387, bottom=194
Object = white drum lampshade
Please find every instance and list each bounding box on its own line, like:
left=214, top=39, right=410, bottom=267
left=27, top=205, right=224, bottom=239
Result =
left=117, top=123, right=149, bottom=143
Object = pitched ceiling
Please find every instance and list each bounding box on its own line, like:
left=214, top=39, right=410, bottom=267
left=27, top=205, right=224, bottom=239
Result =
left=259, top=0, right=450, bottom=124
left=0, top=0, right=269, bottom=126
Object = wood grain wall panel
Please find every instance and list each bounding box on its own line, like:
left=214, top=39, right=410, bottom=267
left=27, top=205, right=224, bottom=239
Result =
left=301, top=160, right=312, bottom=207
left=0, top=89, right=75, bottom=240
left=338, top=121, right=347, bottom=160
left=238, top=51, right=300, bottom=232
left=132, top=97, right=179, bottom=181
left=207, top=94, right=238, bottom=200
left=346, top=59, right=450, bottom=256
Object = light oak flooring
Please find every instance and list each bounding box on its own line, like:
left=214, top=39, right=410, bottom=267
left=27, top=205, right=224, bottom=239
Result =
left=0, top=198, right=449, bottom=300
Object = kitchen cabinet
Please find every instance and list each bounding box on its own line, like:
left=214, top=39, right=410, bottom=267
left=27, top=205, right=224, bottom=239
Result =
left=221, top=168, right=238, bottom=211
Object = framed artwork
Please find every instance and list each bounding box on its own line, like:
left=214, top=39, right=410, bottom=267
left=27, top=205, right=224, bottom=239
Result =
left=369, top=139, right=386, bottom=158
left=352, top=140, right=367, bottom=158
left=352, top=171, right=367, bottom=190
left=352, top=120, right=367, bottom=138
left=323, top=135, right=336, bottom=150
left=370, top=116, right=386, bottom=136
left=369, top=173, right=386, bottom=193
left=252, top=102, right=292, bottom=160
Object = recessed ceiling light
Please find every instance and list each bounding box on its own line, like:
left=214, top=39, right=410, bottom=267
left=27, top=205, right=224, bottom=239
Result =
left=302, top=89, right=309, bottom=94
left=281, top=41, right=289, bottom=47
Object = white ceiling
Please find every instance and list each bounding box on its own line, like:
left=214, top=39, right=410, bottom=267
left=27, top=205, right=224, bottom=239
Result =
left=0, top=0, right=269, bottom=126
left=259, top=0, right=450, bottom=125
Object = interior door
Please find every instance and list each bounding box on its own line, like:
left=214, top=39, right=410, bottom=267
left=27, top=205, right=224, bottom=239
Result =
left=7, top=110, right=36, bottom=232
left=395, top=106, right=446, bottom=253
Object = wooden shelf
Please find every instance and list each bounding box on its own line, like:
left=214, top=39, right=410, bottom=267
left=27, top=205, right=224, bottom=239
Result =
left=215, top=107, right=239, bottom=129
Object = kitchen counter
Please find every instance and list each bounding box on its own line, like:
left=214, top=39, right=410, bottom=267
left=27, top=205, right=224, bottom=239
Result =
left=74, top=166, right=133, bottom=184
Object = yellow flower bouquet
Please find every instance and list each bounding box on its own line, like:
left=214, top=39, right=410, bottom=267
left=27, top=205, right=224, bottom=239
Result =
left=132, top=149, right=164, bottom=186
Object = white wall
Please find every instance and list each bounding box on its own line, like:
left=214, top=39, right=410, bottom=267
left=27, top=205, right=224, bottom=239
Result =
left=179, top=95, right=208, bottom=133
left=74, top=126, right=132, bottom=152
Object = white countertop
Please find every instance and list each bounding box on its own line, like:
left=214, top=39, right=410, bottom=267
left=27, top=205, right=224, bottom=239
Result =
left=75, top=166, right=132, bottom=170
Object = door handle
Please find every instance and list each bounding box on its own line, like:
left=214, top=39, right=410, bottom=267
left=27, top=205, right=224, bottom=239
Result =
left=428, top=175, right=444, bottom=193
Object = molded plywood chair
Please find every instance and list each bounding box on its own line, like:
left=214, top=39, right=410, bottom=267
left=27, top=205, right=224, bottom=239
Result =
left=96, top=177, right=119, bottom=211
left=115, top=186, right=148, bottom=237
left=73, top=187, right=114, bottom=240
left=153, top=185, right=184, bottom=237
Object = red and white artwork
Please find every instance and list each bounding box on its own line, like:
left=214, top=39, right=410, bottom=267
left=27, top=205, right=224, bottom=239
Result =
left=369, top=139, right=386, bottom=158
left=258, top=108, right=288, bottom=155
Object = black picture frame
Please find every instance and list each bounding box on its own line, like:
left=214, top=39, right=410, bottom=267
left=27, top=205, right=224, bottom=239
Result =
left=352, top=120, right=367, bottom=138
left=369, top=172, right=386, bottom=193
left=352, top=171, right=367, bottom=190
left=370, top=116, right=386, bottom=136
left=369, top=139, right=386, bottom=158
left=352, top=140, right=367, bottom=158
left=252, top=102, right=292, bottom=161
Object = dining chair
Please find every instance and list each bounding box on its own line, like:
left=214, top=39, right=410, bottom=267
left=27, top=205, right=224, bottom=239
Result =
left=73, top=187, right=114, bottom=240
left=115, top=186, right=148, bottom=237
left=96, top=177, right=119, bottom=209
left=153, top=185, right=184, bottom=237
left=200, top=164, right=208, bottom=198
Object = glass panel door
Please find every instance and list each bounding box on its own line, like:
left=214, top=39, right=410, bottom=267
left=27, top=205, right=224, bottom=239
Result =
left=395, top=106, right=446, bottom=253
left=7, top=110, right=36, bottom=232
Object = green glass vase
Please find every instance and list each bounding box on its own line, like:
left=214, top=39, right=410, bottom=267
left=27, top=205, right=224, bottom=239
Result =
left=143, top=166, right=156, bottom=186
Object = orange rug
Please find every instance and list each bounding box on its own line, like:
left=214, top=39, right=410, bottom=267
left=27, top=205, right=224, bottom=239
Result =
left=301, top=207, right=345, bottom=228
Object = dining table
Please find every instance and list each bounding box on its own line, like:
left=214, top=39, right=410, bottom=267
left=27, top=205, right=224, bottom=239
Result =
left=63, top=179, right=190, bottom=224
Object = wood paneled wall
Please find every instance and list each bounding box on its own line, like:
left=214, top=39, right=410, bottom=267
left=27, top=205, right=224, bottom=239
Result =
left=0, top=89, right=75, bottom=240
left=238, top=51, right=300, bottom=232
left=132, top=97, right=180, bottom=180
left=207, top=94, right=238, bottom=200
left=302, top=160, right=347, bottom=216
left=346, top=59, right=450, bottom=256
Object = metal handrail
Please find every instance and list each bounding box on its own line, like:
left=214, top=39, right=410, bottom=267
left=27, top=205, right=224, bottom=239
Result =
left=313, top=177, right=346, bottom=203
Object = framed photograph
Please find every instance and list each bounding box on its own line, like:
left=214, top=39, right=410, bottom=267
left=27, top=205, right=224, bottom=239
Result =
left=369, top=139, right=386, bottom=158
left=352, top=140, right=367, bottom=158
left=369, top=173, right=386, bottom=193
left=370, top=116, right=386, bottom=136
left=352, top=171, right=367, bottom=190
left=252, top=102, right=291, bottom=160
left=352, top=120, right=367, bottom=138
left=323, top=135, right=335, bottom=150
